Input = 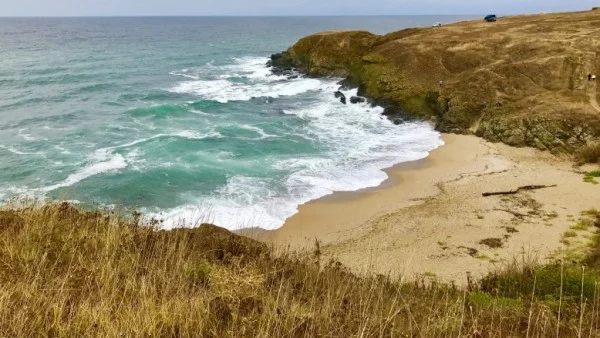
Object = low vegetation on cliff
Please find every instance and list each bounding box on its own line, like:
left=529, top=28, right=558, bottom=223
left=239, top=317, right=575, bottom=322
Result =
left=2, top=203, right=600, bottom=337
left=271, top=10, right=600, bottom=153
left=578, top=142, right=600, bottom=164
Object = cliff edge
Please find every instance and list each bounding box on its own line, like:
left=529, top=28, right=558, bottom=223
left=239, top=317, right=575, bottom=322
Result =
left=271, top=11, right=600, bottom=153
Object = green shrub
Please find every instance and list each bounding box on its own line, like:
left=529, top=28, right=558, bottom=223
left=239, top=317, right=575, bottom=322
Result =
left=481, top=264, right=599, bottom=301
left=570, top=219, right=593, bottom=231
left=185, top=261, right=212, bottom=287
left=468, top=291, right=522, bottom=308
left=563, top=231, right=578, bottom=238
left=577, top=143, right=600, bottom=164
left=582, top=208, right=600, bottom=217
left=480, top=238, right=503, bottom=248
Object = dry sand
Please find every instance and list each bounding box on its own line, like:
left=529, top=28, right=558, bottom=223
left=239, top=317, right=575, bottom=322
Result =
left=244, top=134, right=600, bottom=285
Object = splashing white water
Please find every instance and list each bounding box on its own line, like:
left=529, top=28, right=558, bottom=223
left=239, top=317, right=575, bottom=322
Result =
left=157, top=79, right=444, bottom=230
left=169, top=57, right=323, bottom=103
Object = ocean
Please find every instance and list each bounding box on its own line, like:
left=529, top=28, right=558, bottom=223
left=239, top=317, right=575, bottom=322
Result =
left=0, top=16, right=473, bottom=230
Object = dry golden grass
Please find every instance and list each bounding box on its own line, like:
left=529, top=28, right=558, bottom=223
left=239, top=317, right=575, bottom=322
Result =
left=2, top=202, right=600, bottom=337
left=377, top=11, right=600, bottom=130
left=279, top=10, right=600, bottom=150
left=577, top=142, right=600, bottom=164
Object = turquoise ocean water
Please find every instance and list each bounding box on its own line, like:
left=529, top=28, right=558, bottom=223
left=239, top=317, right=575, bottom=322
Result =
left=0, top=16, right=473, bottom=229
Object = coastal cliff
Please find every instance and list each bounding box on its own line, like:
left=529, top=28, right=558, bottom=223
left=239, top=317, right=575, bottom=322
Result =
left=270, top=11, right=600, bottom=153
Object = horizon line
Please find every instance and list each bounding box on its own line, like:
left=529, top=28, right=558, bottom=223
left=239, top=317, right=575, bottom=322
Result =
left=0, top=13, right=541, bottom=19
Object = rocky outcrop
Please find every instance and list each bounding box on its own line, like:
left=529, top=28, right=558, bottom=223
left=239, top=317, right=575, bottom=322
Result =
left=350, top=96, right=366, bottom=104
left=334, top=91, right=347, bottom=104
left=276, top=31, right=378, bottom=78
left=270, top=11, right=600, bottom=153
left=267, top=52, right=296, bottom=76
left=476, top=117, right=600, bottom=154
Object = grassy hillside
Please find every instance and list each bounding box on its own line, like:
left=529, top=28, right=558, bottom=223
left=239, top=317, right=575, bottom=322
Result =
left=2, top=203, right=600, bottom=337
left=271, top=10, right=600, bottom=153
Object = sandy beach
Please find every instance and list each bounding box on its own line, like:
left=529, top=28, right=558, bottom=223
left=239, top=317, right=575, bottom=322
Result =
left=244, top=134, right=600, bottom=285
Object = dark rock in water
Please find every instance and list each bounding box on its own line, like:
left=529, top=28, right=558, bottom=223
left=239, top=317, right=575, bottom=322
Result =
left=271, top=67, right=296, bottom=77
left=287, top=75, right=299, bottom=80
left=268, top=51, right=296, bottom=76
left=268, top=51, right=293, bottom=68
left=350, top=96, right=366, bottom=104
left=382, top=106, right=416, bottom=124
left=357, top=84, right=367, bottom=97
left=334, top=91, right=347, bottom=104
left=337, top=78, right=359, bottom=91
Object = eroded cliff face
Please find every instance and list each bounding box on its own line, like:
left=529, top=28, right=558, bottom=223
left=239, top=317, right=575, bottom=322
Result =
left=271, top=11, right=600, bottom=153
left=476, top=117, right=600, bottom=153
left=271, top=31, right=378, bottom=77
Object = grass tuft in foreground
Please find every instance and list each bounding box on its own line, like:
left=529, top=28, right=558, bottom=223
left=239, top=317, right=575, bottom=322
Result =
left=2, top=203, right=600, bottom=337
left=577, top=143, right=600, bottom=164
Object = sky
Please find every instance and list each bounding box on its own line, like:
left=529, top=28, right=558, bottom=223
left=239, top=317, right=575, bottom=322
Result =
left=0, top=0, right=598, bottom=17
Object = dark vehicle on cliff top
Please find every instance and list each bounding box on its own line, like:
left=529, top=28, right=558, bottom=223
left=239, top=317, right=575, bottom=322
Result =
left=485, top=15, right=497, bottom=22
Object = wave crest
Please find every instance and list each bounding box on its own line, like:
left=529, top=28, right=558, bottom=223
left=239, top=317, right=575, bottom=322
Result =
left=168, top=56, right=322, bottom=103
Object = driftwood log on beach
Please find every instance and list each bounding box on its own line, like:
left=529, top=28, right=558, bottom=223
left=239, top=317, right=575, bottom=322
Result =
left=482, top=185, right=557, bottom=197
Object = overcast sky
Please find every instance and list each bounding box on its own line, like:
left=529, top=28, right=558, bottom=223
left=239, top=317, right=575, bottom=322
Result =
left=0, top=0, right=597, bottom=17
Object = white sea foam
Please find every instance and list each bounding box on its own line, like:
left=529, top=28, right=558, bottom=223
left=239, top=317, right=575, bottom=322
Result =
left=169, top=71, right=200, bottom=80
left=238, top=124, right=278, bottom=139
left=227, top=57, right=275, bottom=80
left=42, top=149, right=128, bottom=192
left=40, top=130, right=223, bottom=192
left=0, top=186, right=42, bottom=201
left=132, top=117, right=157, bottom=130
left=0, top=144, right=42, bottom=155
left=105, top=130, right=222, bottom=150
left=157, top=80, right=444, bottom=230
left=190, top=109, right=210, bottom=116
left=17, top=129, right=37, bottom=141
left=152, top=175, right=291, bottom=230
left=176, top=130, right=223, bottom=140
left=170, top=77, right=322, bottom=103
left=216, top=151, right=235, bottom=161
left=8, top=56, right=443, bottom=232
left=168, top=56, right=322, bottom=103
left=171, top=57, right=278, bottom=82
left=54, top=145, right=72, bottom=155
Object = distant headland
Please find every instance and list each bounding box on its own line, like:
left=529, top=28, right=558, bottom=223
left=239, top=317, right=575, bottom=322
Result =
left=270, top=10, right=600, bottom=153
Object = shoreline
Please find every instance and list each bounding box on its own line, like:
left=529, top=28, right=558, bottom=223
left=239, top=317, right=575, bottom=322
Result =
left=241, top=134, right=476, bottom=244
left=309, top=147, right=438, bottom=205
left=236, top=153, right=436, bottom=239
left=237, top=127, right=445, bottom=236
left=235, top=142, right=440, bottom=238
left=243, top=134, right=600, bottom=284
